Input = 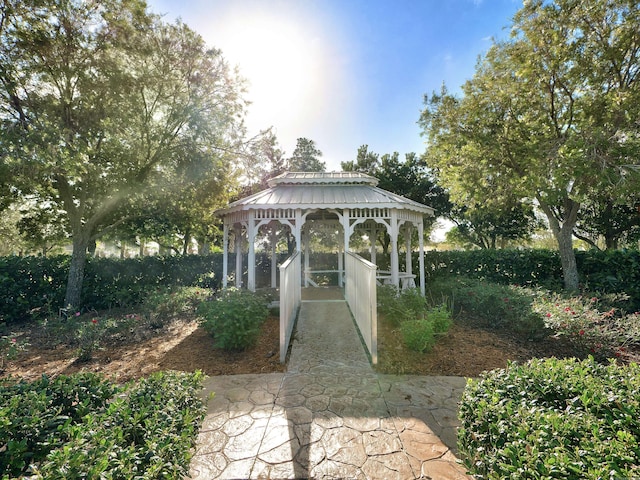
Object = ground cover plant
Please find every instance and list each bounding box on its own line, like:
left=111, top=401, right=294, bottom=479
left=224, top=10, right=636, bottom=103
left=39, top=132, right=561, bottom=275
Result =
left=458, top=357, right=640, bottom=479
left=1, top=370, right=205, bottom=479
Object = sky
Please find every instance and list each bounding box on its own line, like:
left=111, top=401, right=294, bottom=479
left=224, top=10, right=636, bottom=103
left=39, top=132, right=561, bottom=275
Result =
left=146, top=0, right=522, bottom=173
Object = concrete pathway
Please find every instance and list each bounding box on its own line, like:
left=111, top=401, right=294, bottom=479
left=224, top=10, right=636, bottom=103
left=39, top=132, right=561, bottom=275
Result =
left=189, top=288, right=471, bottom=479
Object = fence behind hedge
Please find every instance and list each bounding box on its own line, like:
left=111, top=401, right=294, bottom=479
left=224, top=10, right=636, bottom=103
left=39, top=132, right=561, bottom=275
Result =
left=2, top=249, right=639, bottom=325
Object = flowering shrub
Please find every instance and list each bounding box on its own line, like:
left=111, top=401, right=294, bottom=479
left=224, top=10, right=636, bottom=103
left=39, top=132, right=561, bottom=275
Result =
left=458, top=357, right=640, bottom=479
left=532, top=292, right=640, bottom=359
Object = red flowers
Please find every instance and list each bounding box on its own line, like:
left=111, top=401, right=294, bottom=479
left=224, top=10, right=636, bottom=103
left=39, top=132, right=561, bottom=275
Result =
left=91, top=318, right=98, bottom=324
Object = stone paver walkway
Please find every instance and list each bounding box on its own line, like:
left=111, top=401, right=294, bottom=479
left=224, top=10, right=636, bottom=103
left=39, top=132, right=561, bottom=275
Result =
left=189, top=288, right=471, bottom=479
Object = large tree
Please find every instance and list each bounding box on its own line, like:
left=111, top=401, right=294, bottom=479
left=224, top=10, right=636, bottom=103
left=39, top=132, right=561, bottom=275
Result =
left=0, top=0, right=246, bottom=307
left=420, top=0, right=640, bottom=290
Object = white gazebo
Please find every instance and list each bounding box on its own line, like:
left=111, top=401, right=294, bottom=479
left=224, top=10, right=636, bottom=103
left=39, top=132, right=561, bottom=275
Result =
left=216, top=172, right=435, bottom=294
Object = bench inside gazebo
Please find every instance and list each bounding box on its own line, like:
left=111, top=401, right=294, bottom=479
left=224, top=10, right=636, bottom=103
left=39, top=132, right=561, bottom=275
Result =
left=215, top=171, right=435, bottom=364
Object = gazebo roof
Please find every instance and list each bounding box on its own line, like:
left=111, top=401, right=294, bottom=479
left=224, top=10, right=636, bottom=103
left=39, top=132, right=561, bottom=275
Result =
left=217, top=172, right=435, bottom=216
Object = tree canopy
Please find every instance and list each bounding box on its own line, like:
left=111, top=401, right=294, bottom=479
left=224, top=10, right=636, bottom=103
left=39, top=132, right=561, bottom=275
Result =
left=420, top=0, right=640, bottom=290
left=0, top=0, right=247, bottom=307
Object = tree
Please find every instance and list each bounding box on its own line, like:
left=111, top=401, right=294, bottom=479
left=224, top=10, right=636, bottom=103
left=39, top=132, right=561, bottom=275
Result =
left=574, top=192, right=640, bottom=250
left=288, top=137, right=325, bottom=172
left=420, top=0, right=640, bottom=290
left=0, top=0, right=246, bottom=307
left=447, top=201, right=541, bottom=249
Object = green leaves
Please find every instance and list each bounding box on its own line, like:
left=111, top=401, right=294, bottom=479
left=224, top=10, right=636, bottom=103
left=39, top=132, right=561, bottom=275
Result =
left=458, top=358, right=640, bottom=479
left=197, top=288, right=269, bottom=351
left=1, top=371, right=205, bottom=479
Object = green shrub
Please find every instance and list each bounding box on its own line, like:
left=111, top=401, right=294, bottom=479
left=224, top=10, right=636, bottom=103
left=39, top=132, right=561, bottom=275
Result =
left=1, top=371, right=205, bottom=479
left=197, top=288, right=269, bottom=350
left=377, top=286, right=428, bottom=326
left=429, top=277, right=546, bottom=338
left=400, top=319, right=435, bottom=353
left=0, top=373, right=120, bottom=477
left=458, top=357, right=640, bottom=479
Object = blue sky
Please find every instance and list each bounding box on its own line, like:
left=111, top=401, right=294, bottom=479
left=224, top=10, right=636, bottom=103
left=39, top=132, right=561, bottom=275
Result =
left=147, top=0, right=522, bottom=172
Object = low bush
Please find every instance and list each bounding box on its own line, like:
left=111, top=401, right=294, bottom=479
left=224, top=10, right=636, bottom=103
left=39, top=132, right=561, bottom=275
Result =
left=429, top=277, right=546, bottom=338
left=377, top=285, right=428, bottom=326
left=458, top=357, right=640, bottom=479
left=1, top=371, right=205, bottom=479
left=400, top=305, right=453, bottom=353
left=197, top=288, right=269, bottom=351
left=532, top=291, right=640, bottom=360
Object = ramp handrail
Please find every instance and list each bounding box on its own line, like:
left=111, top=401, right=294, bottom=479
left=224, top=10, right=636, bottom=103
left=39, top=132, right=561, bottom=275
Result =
left=279, top=251, right=301, bottom=363
left=345, top=252, right=377, bottom=364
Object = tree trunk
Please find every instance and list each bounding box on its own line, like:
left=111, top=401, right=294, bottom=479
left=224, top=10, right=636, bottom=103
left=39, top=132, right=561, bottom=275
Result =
left=538, top=196, right=580, bottom=291
left=64, top=233, right=90, bottom=309
left=182, top=228, right=191, bottom=255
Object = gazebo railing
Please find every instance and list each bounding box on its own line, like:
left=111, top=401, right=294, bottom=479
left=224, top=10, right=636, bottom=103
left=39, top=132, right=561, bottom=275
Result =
left=279, top=250, right=301, bottom=363
left=345, top=252, right=377, bottom=365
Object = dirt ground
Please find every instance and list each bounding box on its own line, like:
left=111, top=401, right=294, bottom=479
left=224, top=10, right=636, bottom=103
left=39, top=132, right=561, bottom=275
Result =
left=3, top=314, right=638, bottom=384
left=1, top=316, right=285, bottom=384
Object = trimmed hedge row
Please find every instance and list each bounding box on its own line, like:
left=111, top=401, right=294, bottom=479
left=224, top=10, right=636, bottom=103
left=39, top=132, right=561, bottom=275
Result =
left=424, top=249, right=640, bottom=308
left=459, top=357, right=640, bottom=479
left=0, top=255, right=225, bottom=325
left=2, top=249, right=639, bottom=325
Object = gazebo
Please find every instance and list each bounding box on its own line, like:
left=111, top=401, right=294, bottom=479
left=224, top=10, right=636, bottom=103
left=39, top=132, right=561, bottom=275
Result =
left=216, top=172, right=435, bottom=294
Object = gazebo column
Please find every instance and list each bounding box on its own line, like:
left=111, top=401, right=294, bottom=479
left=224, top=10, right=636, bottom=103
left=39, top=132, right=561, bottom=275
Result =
left=405, top=224, right=413, bottom=276
left=247, top=217, right=257, bottom=292
left=338, top=242, right=343, bottom=287
left=234, top=225, right=243, bottom=288
left=303, top=228, right=310, bottom=287
left=222, top=223, right=229, bottom=288
left=342, top=208, right=351, bottom=253
left=370, top=225, right=377, bottom=266
left=418, top=220, right=425, bottom=296
left=390, top=211, right=400, bottom=288
left=270, top=228, right=277, bottom=289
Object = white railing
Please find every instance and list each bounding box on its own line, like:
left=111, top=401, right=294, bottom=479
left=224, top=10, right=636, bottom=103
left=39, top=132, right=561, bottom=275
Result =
left=345, top=252, right=377, bottom=364
left=279, top=251, right=301, bottom=363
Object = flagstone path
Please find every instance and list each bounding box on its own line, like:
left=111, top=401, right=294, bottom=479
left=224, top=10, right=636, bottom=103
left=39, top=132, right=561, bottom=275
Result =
left=188, top=288, right=471, bottom=479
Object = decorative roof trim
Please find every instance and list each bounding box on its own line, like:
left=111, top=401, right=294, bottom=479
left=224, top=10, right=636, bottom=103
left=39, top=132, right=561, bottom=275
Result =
left=267, top=171, right=379, bottom=187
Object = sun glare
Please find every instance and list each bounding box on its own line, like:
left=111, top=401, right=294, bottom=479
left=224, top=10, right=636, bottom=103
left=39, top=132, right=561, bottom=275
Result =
left=214, top=12, right=328, bottom=133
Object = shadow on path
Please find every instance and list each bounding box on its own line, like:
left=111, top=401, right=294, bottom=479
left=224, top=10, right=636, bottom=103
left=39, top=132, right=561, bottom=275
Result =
left=189, top=288, right=471, bottom=479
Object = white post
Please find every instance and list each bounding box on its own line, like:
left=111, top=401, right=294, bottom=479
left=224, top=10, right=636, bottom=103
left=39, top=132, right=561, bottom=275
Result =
left=247, top=219, right=257, bottom=292
left=405, top=224, right=413, bottom=275
left=222, top=223, right=229, bottom=288
left=234, top=225, right=243, bottom=288
left=304, top=228, right=310, bottom=287
left=338, top=242, right=344, bottom=287
left=342, top=208, right=351, bottom=253
left=390, top=211, right=399, bottom=288
left=270, top=228, right=277, bottom=288
left=370, top=225, right=377, bottom=266
left=419, top=220, right=425, bottom=296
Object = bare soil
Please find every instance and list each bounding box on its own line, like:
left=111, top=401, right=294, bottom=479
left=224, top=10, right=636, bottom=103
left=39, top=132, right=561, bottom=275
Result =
left=3, top=313, right=638, bottom=384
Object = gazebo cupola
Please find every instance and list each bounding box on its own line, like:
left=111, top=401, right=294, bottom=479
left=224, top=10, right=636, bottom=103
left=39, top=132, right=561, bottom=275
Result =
left=216, top=172, right=434, bottom=294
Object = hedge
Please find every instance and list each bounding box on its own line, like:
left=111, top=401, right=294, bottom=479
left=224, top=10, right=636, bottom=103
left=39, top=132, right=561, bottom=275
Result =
left=458, top=357, right=640, bottom=479
left=2, top=249, right=639, bottom=325
left=424, top=249, right=640, bottom=309
left=1, top=371, right=206, bottom=479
